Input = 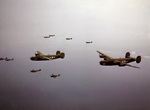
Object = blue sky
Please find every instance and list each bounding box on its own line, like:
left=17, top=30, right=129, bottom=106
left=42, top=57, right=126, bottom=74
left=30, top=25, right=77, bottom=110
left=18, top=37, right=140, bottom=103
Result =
left=0, top=0, right=150, bottom=110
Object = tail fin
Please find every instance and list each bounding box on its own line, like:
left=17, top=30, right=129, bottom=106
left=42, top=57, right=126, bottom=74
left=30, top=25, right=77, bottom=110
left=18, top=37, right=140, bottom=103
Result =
left=56, top=51, right=60, bottom=55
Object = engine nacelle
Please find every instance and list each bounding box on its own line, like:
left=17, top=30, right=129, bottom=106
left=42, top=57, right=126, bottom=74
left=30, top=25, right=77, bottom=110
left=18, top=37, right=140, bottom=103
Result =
left=100, top=61, right=106, bottom=65
left=136, top=56, right=141, bottom=63
left=99, top=55, right=104, bottom=58
left=125, top=52, right=130, bottom=58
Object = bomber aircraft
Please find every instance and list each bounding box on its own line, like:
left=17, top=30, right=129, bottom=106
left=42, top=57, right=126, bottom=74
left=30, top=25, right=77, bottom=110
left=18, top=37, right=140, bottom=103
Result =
left=97, top=51, right=141, bottom=68
left=5, top=57, right=14, bottom=61
left=50, top=74, right=60, bottom=78
left=30, top=51, right=65, bottom=61
left=66, top=38, right=72, bottom=40
left=44, top=35, right=55, bottom=38
left=86, top=41, right=93, bottom=44
left=30, top=69, right=41, bottom=73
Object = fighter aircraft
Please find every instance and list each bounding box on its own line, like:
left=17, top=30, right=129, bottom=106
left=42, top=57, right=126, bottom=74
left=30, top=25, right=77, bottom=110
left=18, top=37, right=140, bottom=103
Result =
left=97, top=51, right=141, bottom=68
left=66, top=38, right=72, bottom=40
left=30, top=51, right=65, bottom=61
left=50, top=74, right=60, bottom=78
left=44, top=35, right=55, bottom=38
left=86, top=41, right=93, bottom=44
left=30, top=69, right=41, bottom=73
left=5, top=57, right=14, bottom=61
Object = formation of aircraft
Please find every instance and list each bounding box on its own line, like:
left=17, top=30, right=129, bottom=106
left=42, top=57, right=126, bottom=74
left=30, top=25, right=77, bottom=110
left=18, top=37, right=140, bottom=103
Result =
left=66, top=38, right=72, bottom=40
left=50, top=74, right=60, bottom=78
left=86, top=41, right=93, bottom=44
left=44, top=35, right=55, bottom=38
left=30, top=69, right=41, bottom=73
left=30, top=51, right=65, bottom=61
left=1, top=33, right=142, bottom=80
left=0, top=57, right=14, bottom=61
left=97, top=51, right=141, bottom=68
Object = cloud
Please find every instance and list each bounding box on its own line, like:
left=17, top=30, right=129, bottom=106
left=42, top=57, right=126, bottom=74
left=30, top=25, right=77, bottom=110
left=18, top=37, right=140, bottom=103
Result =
left=143, top=55, right=150, bottom=59
left=131, top=51, right=136, bottom=55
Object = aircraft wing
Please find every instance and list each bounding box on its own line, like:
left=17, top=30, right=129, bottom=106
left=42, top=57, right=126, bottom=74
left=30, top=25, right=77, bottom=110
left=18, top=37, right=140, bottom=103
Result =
left=41, top=56, right=51, bottom=60
left=97, top=51, right=112, bottom=60
left=126, top=64, right=140, bottom=69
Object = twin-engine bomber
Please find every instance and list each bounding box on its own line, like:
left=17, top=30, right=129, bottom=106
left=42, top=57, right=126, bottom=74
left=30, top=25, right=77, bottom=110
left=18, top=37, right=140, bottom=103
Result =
left=30, top=51, right=65, bottom=61
left=97, top=51, right=141, bottom=68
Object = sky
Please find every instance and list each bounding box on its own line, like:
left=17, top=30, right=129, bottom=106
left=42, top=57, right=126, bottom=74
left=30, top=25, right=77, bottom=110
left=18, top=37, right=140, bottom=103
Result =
left=0, top=0, right=150, bottom=110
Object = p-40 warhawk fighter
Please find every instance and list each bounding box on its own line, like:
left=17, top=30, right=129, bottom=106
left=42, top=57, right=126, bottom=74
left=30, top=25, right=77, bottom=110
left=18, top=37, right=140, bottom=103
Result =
left=97, top=51, right=141, bottom=68
left=30, top=51, right=65, bottom=61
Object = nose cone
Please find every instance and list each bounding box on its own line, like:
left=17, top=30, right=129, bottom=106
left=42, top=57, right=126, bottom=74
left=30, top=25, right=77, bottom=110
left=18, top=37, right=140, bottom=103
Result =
left=30, top=57, right=34, bottom=60
left=100, top=61, right=105, bottom=65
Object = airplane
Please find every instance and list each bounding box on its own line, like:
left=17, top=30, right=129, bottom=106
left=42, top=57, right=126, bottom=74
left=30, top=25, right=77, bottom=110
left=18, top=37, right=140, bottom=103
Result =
left=30, top=51, right=65, bottom=61
left=86, top=41, right=93, bottom=44
left=97, top=51, right=141, bottom=68
left=5, top=57, right=14, bottom=61
left=44, top=35, right=55, bottom=38
left=50, top=74, right=60, bottom=78
left=66, top=38, right=72, bottom=40
left=30, top=69, right=41, bottom=73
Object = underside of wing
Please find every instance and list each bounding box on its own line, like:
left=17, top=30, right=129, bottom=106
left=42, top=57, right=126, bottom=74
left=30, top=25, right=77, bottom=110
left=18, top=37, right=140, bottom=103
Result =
left=41, top=56, right=51, bottom=60
left=97, top=51, right=113, bottom=60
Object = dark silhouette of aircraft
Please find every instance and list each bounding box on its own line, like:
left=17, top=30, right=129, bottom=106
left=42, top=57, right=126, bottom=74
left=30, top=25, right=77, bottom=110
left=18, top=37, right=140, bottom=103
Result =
left=30, top=69, right=41, bottom=73
left=66, top=38, right=72, bottom=40
left=30, top=51, right=65, bottom=61
left=44, top=35, right=55, bottom=38
left=5, top=57, right=14, bottom=61
left=50, top=74, right=60, bottom=78
left=86, top=41, right=93, bottom=44
left=97, top=51, right=141, bottom=68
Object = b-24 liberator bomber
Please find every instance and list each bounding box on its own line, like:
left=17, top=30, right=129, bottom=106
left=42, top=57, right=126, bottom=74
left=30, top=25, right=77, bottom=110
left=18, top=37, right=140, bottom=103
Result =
left=5, top=57, right=14, bottom=61
left=44, top=35, right=55, bottom=38
left=30, top=51, right=65, bottom=61
left=50, top=74, right=60, bottom=78
left=97, top=51, right=141, bottom=68
left=66, top=38, right=72, bottom=40
left=0, top=57, right=14, bottom=61
left=30, top=69, right=41, bottom=73
left=86, top=41, right=93, bottom=44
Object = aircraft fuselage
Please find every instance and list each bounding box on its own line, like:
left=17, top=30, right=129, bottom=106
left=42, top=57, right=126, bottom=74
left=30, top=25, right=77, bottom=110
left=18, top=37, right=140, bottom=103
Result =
left=30, top=55, right=61, bottom=61
left=100, top=57, right=136, bottom=66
